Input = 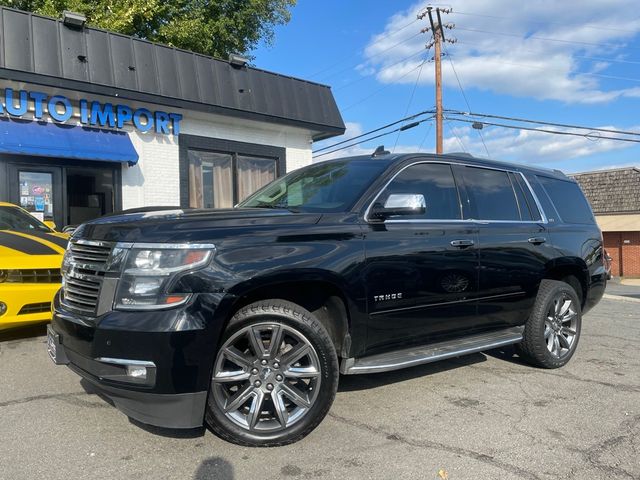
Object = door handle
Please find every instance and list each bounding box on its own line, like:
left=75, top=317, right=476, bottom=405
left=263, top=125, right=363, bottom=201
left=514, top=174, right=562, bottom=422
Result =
left=450, top=239, right=475, bottom=248
left=528, top=237, right=547, bottom=245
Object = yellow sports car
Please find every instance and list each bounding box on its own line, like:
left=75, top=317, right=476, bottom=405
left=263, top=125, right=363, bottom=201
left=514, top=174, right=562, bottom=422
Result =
left=0, top=202, right=68, bottom=331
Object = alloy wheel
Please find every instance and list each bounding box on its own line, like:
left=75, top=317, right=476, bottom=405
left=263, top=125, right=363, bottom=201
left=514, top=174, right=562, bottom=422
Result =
left=544, top=293, right=578, bottom=359
left=211, top=322, right=322, bottom=432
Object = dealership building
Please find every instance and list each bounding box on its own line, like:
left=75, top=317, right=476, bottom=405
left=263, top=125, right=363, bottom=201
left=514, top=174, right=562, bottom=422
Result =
left=0, top=6, right=345, bottom=228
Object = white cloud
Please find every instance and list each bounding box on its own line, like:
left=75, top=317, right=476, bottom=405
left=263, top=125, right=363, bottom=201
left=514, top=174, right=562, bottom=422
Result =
left=313, top=120, right=639, bottom=167
left=362, top=0, right=640, bottom=103
left=442, top=124, right=637, bottom=163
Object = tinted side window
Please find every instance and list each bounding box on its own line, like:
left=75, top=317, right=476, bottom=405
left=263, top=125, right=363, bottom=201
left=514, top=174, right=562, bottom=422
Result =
left=537, top=176, right=594, bottom=224
left=382, top=163, right=461, bottom=219
left=460, top=167, right=520, bottom=220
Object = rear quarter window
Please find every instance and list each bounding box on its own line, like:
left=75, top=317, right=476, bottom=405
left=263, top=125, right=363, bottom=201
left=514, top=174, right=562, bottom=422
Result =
left=536, top=176, right=594, bottom=224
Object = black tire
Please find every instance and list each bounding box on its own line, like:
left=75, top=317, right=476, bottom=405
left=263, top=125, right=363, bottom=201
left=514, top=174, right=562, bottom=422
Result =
left=205, top=300, right=339, bottom=446
left=518, top=279, right=582, bottom=369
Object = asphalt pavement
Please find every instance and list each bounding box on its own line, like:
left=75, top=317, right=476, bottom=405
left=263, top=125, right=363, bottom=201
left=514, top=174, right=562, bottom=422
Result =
left=0, top=297, right=638, bottom=480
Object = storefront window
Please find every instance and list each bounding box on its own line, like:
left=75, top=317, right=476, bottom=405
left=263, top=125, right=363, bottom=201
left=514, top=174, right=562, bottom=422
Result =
left=188, top=150, right=277, bottom=208
left=237, top=156, right=277, bottom=202
left=19, top=171, right=54, bottom=222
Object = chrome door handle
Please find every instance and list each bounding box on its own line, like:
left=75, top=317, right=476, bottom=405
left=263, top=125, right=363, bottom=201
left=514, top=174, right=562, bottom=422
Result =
left=528, top=237, right=547, bottom=245
left=450, top=239, right=475, bottom=248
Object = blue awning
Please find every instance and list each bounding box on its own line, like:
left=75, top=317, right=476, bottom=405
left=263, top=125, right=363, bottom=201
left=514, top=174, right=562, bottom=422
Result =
left=0, top=118, right=139, bottom=165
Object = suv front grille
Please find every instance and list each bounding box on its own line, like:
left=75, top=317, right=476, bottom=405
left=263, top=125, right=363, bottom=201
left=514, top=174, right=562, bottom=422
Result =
left=5, top=269, right=62, bottom=283
left=62, top=240, right=113, bottom=316
left=68, top=242, right=112, bottom=265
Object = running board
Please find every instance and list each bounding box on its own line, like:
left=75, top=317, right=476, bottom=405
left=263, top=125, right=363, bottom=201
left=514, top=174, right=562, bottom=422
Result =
left=340, top=326, right=524, bottom=375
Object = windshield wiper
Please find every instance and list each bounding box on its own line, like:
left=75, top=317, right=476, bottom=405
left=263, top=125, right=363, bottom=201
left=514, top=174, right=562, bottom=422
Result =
left=250, top=202, right=300, bottom=213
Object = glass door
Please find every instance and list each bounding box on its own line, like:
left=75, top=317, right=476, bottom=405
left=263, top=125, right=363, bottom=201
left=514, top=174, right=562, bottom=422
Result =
left=8, top=165, right=63, bottom=229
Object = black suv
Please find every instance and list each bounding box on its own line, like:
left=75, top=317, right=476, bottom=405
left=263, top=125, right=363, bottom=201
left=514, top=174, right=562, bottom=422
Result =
left=48, top=153, right=606, bottom=446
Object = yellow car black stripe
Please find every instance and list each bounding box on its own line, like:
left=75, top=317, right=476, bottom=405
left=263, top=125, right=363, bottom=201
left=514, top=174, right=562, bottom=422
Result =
left=0, top=231, right=59, bottom=255
left=23, top=231, right=69, bottom=250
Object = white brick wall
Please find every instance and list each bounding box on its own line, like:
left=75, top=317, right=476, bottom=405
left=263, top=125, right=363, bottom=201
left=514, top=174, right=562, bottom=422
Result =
left=181, top=112, right=313, bottom=173
left=122, top=131, right=180, bottom=209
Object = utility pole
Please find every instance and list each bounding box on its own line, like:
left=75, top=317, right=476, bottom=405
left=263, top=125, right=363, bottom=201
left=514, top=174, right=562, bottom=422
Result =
left=419, top=6, right=455, bottom=154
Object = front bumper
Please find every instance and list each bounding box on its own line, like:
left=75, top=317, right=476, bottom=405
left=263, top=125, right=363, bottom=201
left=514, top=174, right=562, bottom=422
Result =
left=49, top=293, right=227, bottom=429
left=0, top=282, right=59, bottom=331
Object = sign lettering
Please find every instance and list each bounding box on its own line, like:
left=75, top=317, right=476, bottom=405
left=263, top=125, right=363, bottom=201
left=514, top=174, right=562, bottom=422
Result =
left=0, top=88, right=182, bottom=136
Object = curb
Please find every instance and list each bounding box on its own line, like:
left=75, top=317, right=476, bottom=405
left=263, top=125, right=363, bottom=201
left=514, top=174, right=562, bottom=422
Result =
left=603, top=293, right=640, bottom=304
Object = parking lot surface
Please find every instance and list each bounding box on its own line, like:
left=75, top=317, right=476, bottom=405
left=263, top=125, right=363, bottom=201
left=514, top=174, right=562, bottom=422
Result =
left=1, top=298, right=638, bottom=480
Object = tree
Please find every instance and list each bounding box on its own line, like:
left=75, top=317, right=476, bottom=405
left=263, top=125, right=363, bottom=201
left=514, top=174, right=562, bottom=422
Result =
left=0, top=0, right=296, bottom=58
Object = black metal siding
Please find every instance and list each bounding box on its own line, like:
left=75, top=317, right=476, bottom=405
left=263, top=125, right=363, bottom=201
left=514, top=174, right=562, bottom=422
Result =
left=0, top=6, right=344, bottom=139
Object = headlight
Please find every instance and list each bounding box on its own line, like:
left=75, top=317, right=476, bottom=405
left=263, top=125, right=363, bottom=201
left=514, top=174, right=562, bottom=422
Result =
left=114, top=246, right=213, bottom=310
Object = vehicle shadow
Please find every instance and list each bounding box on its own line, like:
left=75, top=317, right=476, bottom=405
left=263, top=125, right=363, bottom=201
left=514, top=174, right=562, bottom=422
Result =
left=483, top=345, right=530, bottom=366
left=0, top=323, right=47, bottom=342
left=338, top=352, right=487, bottom=392
left=193, top=457, right=234, bottom=480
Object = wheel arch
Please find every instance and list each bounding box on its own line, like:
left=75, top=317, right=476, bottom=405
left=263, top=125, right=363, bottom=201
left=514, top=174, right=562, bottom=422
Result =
left=222, top=271, right=353, bottom=358
left=544, top=257, right=589, bottom=307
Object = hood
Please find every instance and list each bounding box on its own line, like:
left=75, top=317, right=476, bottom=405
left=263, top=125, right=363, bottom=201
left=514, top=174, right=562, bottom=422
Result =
left=0, top=230, right=67, bottom=269
left=74, top=208, right=324, bottom=243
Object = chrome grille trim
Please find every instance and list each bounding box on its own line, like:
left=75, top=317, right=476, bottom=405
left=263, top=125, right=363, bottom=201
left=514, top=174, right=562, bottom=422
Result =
left=62, top=239, right=115, bottom=316
left=68, top=242, right=111, bottom=266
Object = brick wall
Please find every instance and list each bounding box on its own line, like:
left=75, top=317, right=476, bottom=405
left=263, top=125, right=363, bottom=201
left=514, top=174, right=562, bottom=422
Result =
left=604, top=231, right=640, bottom=277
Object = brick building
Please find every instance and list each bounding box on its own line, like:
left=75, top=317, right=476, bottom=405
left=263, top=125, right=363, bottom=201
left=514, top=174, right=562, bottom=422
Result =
left=572, top=167, right=640, bottom=277
left=0, top=7, right=344, bottom=229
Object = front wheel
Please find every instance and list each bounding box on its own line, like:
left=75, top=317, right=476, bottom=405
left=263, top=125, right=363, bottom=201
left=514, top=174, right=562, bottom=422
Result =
left=205, top=300, right=339, bottom=446
left=518, top=279, right=582, bottom=369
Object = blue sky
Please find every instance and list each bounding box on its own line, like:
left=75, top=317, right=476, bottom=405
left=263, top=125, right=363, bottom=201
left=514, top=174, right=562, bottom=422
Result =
left=252, top=0, right=640, bottom=173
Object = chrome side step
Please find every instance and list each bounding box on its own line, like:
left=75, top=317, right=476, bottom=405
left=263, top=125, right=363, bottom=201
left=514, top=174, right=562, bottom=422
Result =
left=340, top=326, right=524, bottom=375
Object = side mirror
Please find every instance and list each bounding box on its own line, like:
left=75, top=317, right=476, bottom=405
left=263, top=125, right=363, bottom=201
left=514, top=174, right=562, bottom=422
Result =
left=44, top=220, right=57, bottom=231
left=370, top=193, right=426, bottom=220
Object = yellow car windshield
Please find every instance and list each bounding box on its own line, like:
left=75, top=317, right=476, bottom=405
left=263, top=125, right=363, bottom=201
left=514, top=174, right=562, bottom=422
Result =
left=0, top=206, right=51, bottom=233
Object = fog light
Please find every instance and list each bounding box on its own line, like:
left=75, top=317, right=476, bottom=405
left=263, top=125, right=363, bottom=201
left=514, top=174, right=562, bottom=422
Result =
left=0, top=302, right=6, bottom=316
left=126, top=365, right=147, bottom=379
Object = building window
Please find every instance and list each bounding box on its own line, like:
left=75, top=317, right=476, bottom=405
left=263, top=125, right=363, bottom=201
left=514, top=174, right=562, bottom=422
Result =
left=180, top=135, right=285, bottom=209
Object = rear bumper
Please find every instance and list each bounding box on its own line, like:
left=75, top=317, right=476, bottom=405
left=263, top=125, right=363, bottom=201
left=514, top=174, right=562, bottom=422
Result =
left=0, top=283, right=59, bottom=331
left=49, top=292, right=227, bottom=429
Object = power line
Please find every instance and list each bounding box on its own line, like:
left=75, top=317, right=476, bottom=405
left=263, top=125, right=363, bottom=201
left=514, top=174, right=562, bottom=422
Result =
left=313, top=109, right=435, bottom=154
left=445, top=110, right=640, bottom=137
left=451, top=10, right=640, bottom=35
left=313, top=116, right=435, bottom=159
left=418, top=121, right=434, bottom=152
left=341, top=61, right=430, bottom=112
left=445, top=116, right=640, bottom=144
left=444, top=49, right=490, bottom=157
left=317, top=32, right=423, bottom=83
left=334, top=48, right=425, bottom=91
left=455, top=26, right=640, bottom=51
left=460, top=56, right=640, bottom=84
left=307, top=17, right=420, bottom=79
left=445, top=119, right=468, bottom=152
left=393, top=56, right=428, bottom=152
left=454, top=39, right=640, bottom=67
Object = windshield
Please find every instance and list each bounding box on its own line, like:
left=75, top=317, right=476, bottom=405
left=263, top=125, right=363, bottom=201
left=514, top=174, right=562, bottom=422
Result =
left=0, top=206, right=51, bottom=233
left=239, top=159, right=391, bottom=213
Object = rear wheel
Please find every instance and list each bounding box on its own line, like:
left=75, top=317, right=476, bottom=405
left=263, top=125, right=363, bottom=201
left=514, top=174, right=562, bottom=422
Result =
left=518, top=280, right=582, bottom=369
left=205, top=300, right=338, bottom=446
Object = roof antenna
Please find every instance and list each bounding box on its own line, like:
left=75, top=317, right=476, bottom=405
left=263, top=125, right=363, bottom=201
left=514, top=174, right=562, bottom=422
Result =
left=372, top=145, right=390, bottom=157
